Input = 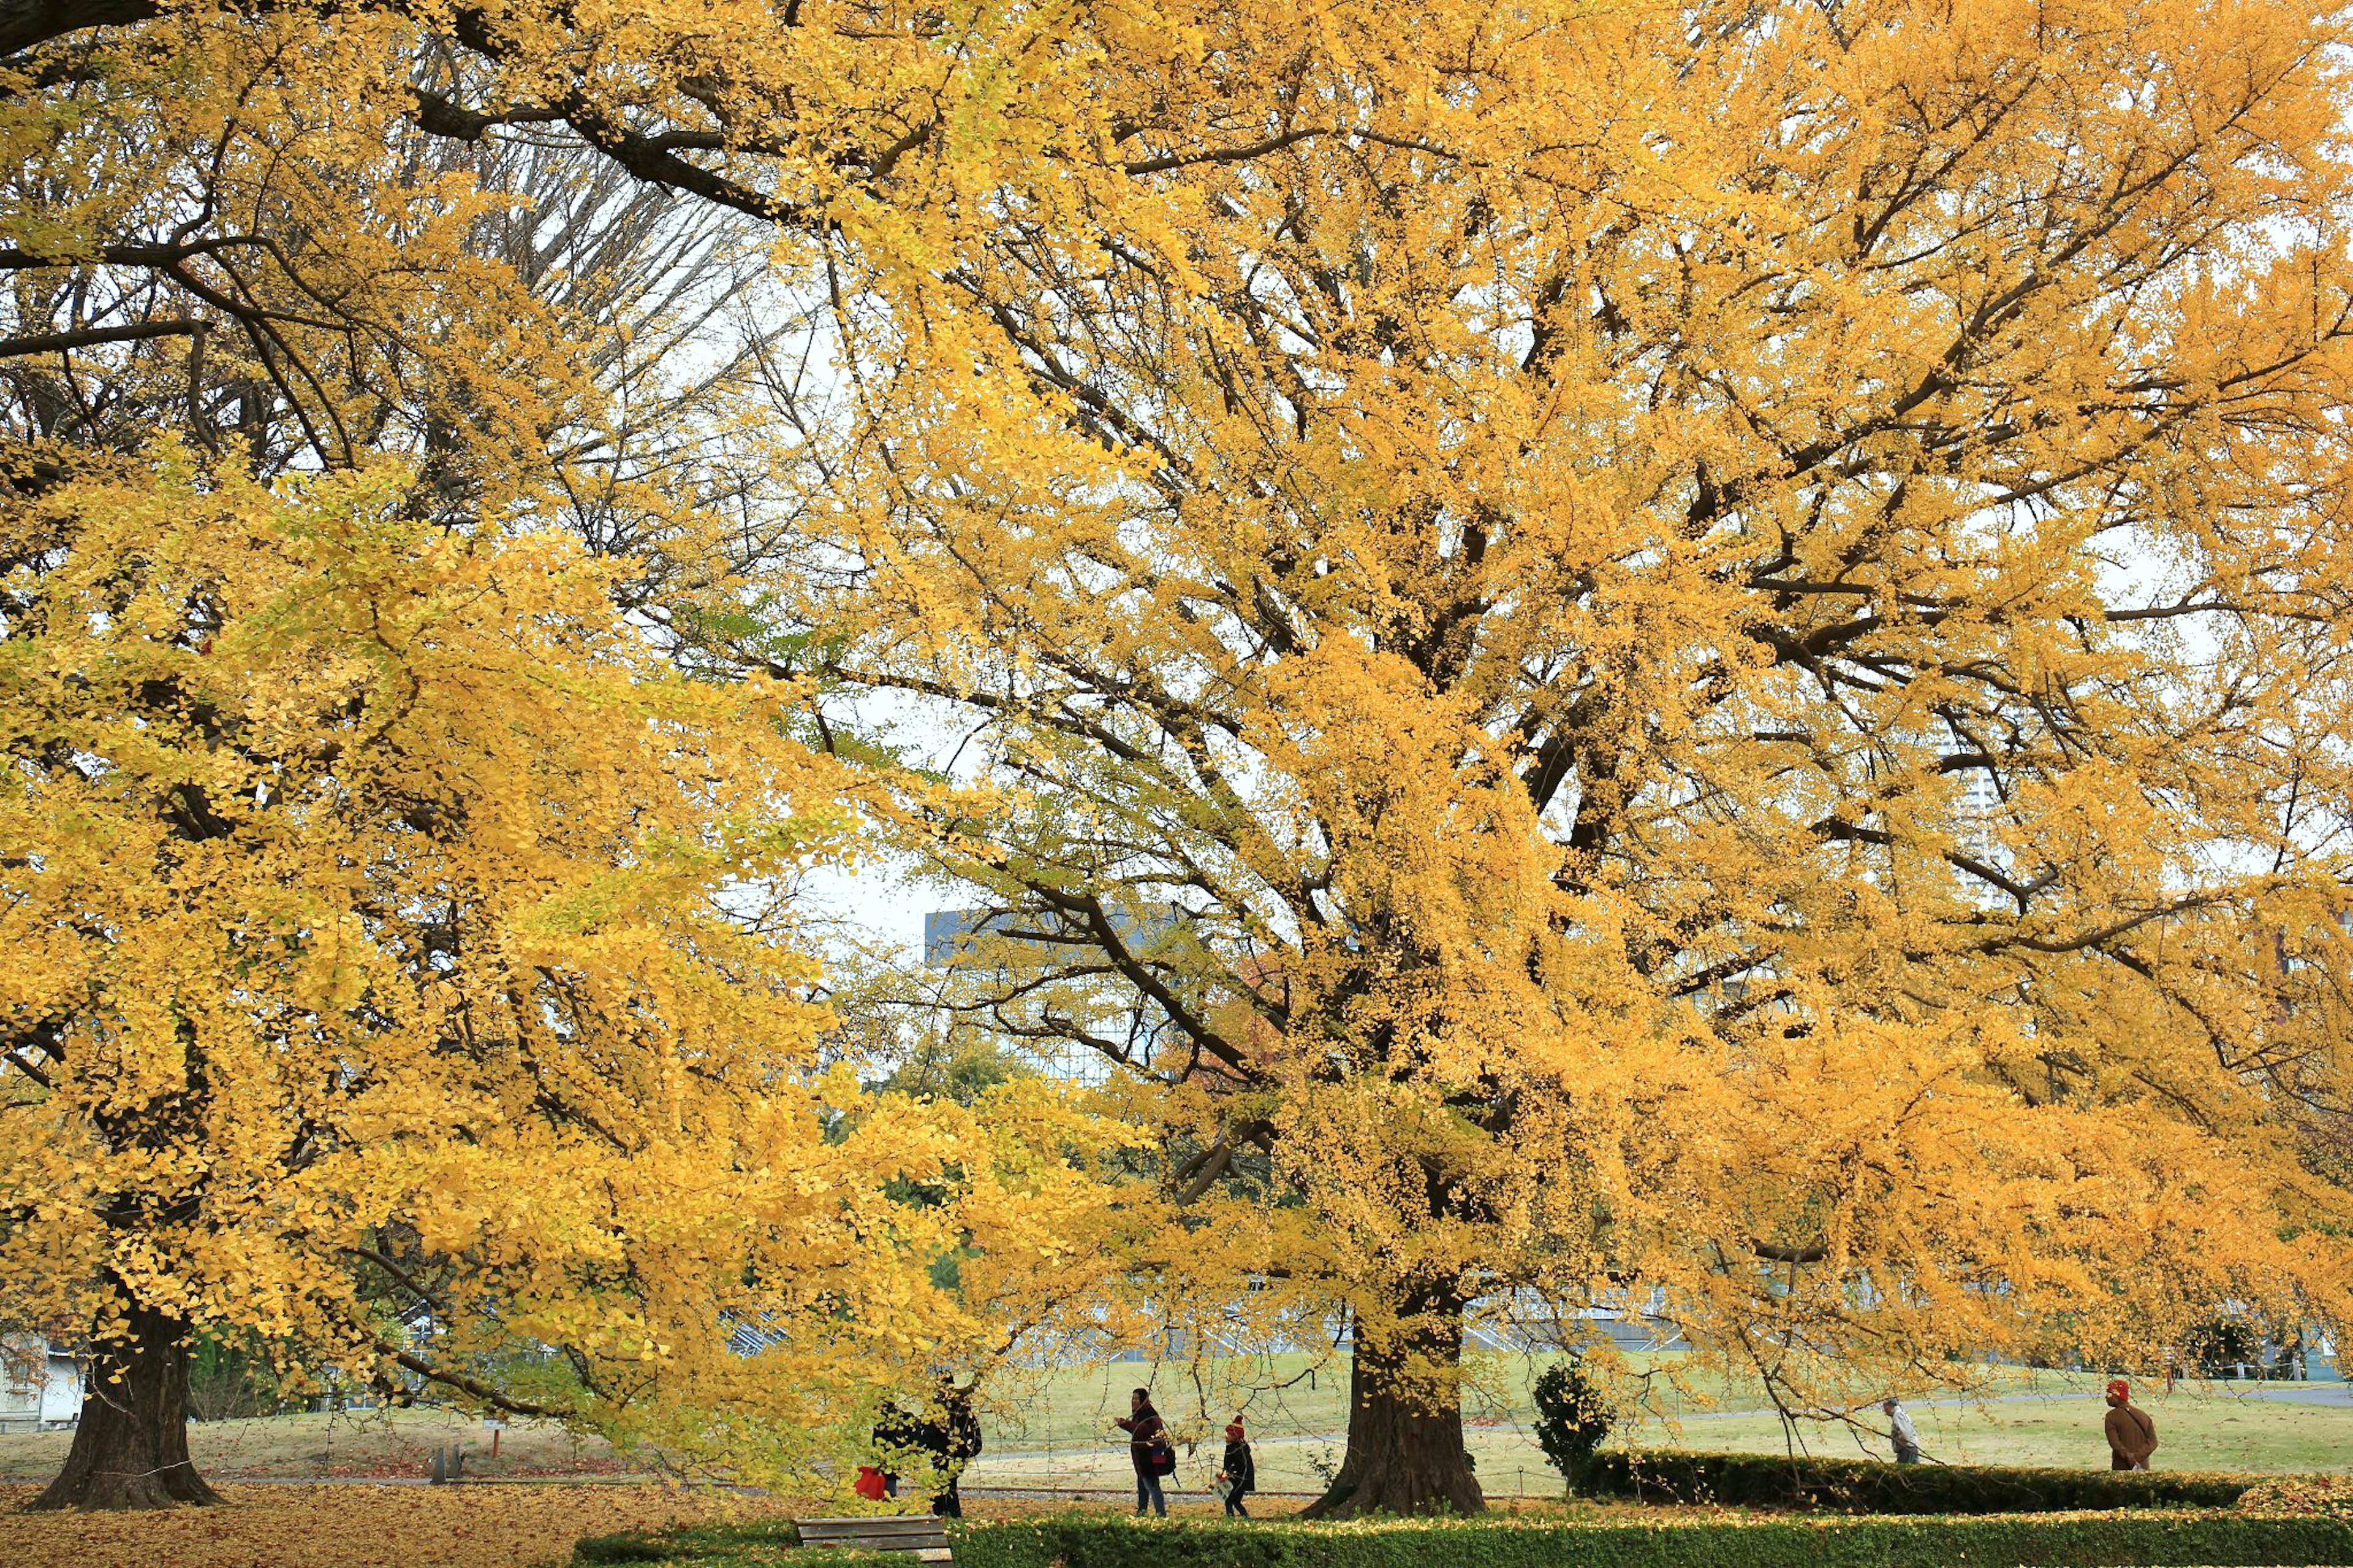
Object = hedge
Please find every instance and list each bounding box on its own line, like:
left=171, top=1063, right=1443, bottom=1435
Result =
left=1587, top=1449, right=2255, bottom=1513
left=575, top=1511, right=2353, bottom=1567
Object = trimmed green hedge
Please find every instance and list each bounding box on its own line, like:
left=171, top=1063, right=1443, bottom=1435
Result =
left=1588, top=1449, right=2254, bottom=1513
left=575, top=1512, right=2353, bottom=1567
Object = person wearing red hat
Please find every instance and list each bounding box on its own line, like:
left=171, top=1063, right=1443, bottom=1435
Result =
left=1216, top=1415, right=1256, bottom=1518
left=2104, top=1378, right=2158, bottom=1470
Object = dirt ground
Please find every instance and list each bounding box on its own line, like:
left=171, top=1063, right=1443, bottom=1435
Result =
left=0, top=1481, right=794, bottom=1568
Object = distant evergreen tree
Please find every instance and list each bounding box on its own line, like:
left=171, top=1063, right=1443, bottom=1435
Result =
left=1533, top=1357, right=1616, bottom=1493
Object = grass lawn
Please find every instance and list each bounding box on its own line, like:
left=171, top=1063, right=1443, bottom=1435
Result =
left=974, top=1349, right=2120, bottom=1453
left=977, top=1346, right=1770, bottom=1452
left=1667, top=1387, right=2353, bottom=1474
left=0, top=1408, right=627, bottom=1482
left=968, top=1362, right=2353, bottom=1496
left=7, top=1358, right=2343, bottom=1503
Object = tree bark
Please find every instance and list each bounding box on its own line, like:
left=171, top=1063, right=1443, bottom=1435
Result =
left=29, top=1289, right=222, bottom=1510
left=1303, top=1300, right=1485, bottom=1518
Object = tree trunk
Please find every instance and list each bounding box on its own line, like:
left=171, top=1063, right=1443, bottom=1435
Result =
left=30, top=1292, right=222, bottom=1510
left=1303, top=1301, right=1485, bottom=1518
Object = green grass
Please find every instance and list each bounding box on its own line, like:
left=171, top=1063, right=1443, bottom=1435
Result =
left=0, top=1406, right=624, bottom=1480
left=976, top=1347, right=1767, bottom=1453
left=8, top=1352, right=2339, bottom=1498
left=966, top=1354, right=2353, bottom=1495
left=1670, top=1388, right=2353, bottom=1473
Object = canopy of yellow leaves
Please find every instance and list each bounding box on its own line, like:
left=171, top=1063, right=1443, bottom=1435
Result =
left=736, top=0, right=2353, bottom=1426
left=6, top=0, right=2353, bottom=1502
left=0, top=453, right=1126, bottom=1485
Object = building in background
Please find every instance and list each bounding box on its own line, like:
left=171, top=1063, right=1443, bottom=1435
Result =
left=923, top=903, right=1191, bottom=1088
left=0, top=1336, right=81, bottom=1433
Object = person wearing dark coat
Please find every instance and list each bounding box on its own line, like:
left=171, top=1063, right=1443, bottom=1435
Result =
left=871, top=1379, right=984, bottom=1514
left=924, top=1381, right=983, bottom=1518
left=870, top=1399, right=919, bottom=1499
left=1218, top=1417, right=1256, bottom=1518
left=1113, top=1387, right=1171, bottom=1517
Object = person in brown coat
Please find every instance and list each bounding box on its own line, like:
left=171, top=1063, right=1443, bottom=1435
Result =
left=2104, top=1377, right=2158, bottom=1470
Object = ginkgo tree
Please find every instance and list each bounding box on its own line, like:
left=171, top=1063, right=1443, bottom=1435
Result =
left=0, top=453, right=1123, bottom=1510
left=727, top=0, right=2353, bottom=1515
left=0, top=0, right=1371, bottom=456
left=0, top=0, right=1205, bottom=1516
left=14, top=0, right=2353, bottom=1523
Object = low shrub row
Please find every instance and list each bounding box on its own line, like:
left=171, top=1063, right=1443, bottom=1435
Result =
left=1586, top=1448, right=2254, bottom=1513
left=575, top=1510, right=2353, bottom=1568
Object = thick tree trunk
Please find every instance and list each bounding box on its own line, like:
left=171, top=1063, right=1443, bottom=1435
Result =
left=1303, top=1301, right=1485, bottom=1518
left=29, top=1292, right=222, bottom=1510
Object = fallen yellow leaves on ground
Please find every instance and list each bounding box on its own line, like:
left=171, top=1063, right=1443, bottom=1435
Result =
left=0, top=1482, right=799, bottom=1568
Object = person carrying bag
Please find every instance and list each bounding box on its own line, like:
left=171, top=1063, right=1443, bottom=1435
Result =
left=1114, top=1388, right=1174, bottom=1516
left=1216, top=1417, right=1256, bottom=1518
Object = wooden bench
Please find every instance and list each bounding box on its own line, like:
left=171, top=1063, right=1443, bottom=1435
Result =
left=794, top=1515, right=953, bottom=1562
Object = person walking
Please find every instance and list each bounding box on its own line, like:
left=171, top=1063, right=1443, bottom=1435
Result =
left=914, top=1377, right=983, bottom=1518
left=2104, top=1378, right=2159, bottom=1470
left=870, top=1399, right=918, bottom=1499
left=1217, top=1416, right=1256, bottom=1518
left=1114, top=1388, right=1172, bottom=1517
left=1882, top=1396, right=1922, bottom=1464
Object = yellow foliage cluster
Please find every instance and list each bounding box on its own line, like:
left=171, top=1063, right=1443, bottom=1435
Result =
left=0, top=0, right=1175, bottom=1507
left=6, top=0, right=2353, bottom=1521
left=0, top=455, right=1126, bottom=1488
left=735, top=0, right=2353, bottom=1507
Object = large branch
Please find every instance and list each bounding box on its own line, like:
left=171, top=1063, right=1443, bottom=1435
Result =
left=1169, top=1118, right=1275, bottom=1203
left=1811, top=816, right=2058, bottom=909
left=1028, top=881, right=1257, bottom=1078
left=0, top=0, right=157, bottom=60
left=1, top=1019, right=65, bottom=1088
left=382, top=1345, right=571, bottom=1420
left=6, top=0, right=1357, bottom=260
left=1993, top=896, right=2217, bottom=956
left=0, top=319, right=197, bottom=357
left=344, top=1243, right=447, bottom=1312
left=4, top=3, right=813, bottom=225
left=1124, top=126, right=1327, bottom=176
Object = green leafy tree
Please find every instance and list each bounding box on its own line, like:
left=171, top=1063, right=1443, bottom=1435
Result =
left=1533, top=1357, right=1618, bottom=1494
